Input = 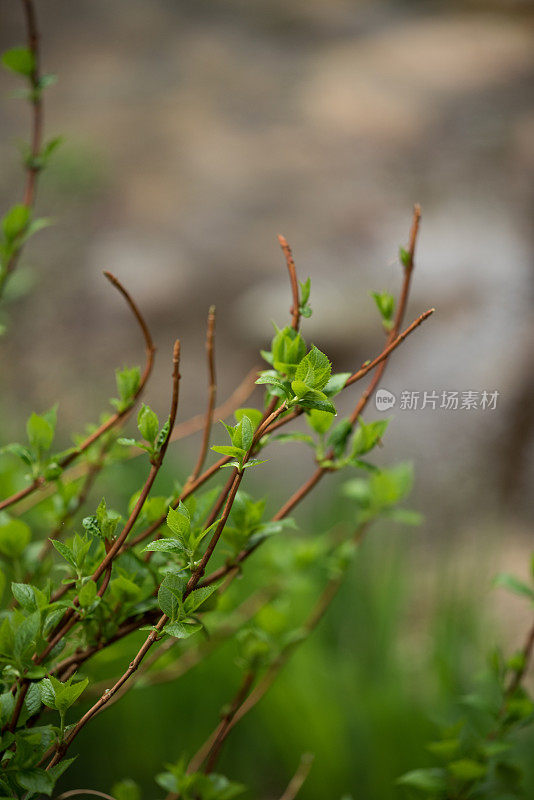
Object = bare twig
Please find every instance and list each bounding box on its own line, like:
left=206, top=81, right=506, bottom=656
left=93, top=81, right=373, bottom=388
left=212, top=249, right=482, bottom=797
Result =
left=0, top=0, right=43, bottom=298
left=188, top=670, right=256, bottom=776
left=278, top=753, right=315, bottom=800
left=278, top=234, right=300, bottom=330
left=54, top=791, right=117, bottom=800
left=186, top=306, right=217, bottom=486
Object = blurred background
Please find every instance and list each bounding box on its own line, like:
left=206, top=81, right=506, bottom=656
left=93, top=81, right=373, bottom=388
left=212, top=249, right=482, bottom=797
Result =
left=1, top=0, right=534, bottom=797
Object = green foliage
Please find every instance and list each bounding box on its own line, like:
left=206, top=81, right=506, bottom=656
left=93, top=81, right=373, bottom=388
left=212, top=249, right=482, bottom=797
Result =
left=371, top=291, right=395, bottom=331
left=2, top=47, right=35, bottom=77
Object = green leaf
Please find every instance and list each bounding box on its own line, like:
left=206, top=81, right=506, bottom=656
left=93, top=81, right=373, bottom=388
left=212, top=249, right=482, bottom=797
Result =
left=2, top=204, right=30, bottom=242
left=399, top=246, right=411, bottom=269
left=16, top=769, right=54, bottom=796
left=78, top=579, right=97, bottom=609
left=448, top=759, right=486, bottom=782
left=271, top=326, right=307, bottom=377
left=299, top=277, right=311, bottom=305
left=184, top=583, right=219, bottom=614
left=50, top=538, right=77, bottom=570
left=493, top=573, right=534, bottom=601
left=38, top=73, right=57, bottom=90
left=0, top=519, right=31, bottom=558
left=39, top=678, right=56, bottom=709
left=295, top=389, right=336, bottom=415
left=324, top=372, right=350, bottom=397
left=137, top=404, right=159, bottom=445
left=26, top=411, right=55, bottom=453
left=11, top=582, right=36, bottom=611
left=397, top=768, right=447, bottom=793
left=211, top=445, right=246, bottom=459
left=240, top=415, right=254, bottom=451
left=350, top=418, right=389, bottom=458
left=369, top=463, right=413, bottom=509
left=2, top=47, right=35, bottom=77
left=271, top=432, right=315, bottom=447
left=306, top=409, right=334, bottom=435
left=14, top=611, right=40, bottom=662
left=42, top=675, right=88, bottom=715
left=115, top=366, right=141, bottom=407
left=20, top=216, right=53, bottom=244
left=164, top=620, right=201, bottom=639
left=371, top=291, right=395, bottom=324
left=155, top=417, right=171, bottom=452
left=158, top=573, right=186, bottom=619
left=294, top=345, right=331, bottom=392
left=234, top=408, right=263, bottom=429
left=166, top=503, right=191, bottom=542
left=143, top=538, right=188, bottom=554
left=112, top=779, right=141, bottom=800
left=256, top=374, right=292, bottom=399
left=327, top=418, right=353, bottom=457
left=0, top=442, right=35, bottom=465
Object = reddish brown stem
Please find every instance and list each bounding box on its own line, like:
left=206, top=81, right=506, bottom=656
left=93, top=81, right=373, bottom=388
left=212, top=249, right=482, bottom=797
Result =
left=187, top=306, right=217, bottom=485
left=278, top=234, right=300, bottom=331
left=0, top=0, right=42, bottom=298
left=186, top=670, right=256, bottom=778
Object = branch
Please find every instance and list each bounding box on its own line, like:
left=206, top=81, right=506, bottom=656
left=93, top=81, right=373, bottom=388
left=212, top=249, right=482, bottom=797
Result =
left=0, top=0, right=43, bottom=298
left=278, top=754, right=315, bottom=800
left=0, top=271, right=155, bottom=511
left=185, top=305, right=217, bottom=486
left=42, top=341, right=180, bottom=657
left=187, top=670, right=256, bottom=777
left=272, top=205, right=425, bottom=520
left=5, top=343, right=178, bottom=735
left=277, top=234, right=300, bottom=330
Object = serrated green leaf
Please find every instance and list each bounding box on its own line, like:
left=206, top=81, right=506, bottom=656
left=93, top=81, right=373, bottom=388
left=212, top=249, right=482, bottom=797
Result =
left=164, top=620, right=201, bottom=639
left=294, top=345, right=331, bottom=392
left=184, top=583, right=219, bottom=614
left=143, top=538, right=188, bottom=554
left=158, top=573, right=186, bottom=619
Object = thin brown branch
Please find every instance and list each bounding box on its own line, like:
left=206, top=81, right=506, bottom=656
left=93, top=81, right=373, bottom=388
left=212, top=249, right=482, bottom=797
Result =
left=54, top=791, right=117, bottom=800
left=38, top=443, right=108, bottom=562
left=345, top=307, right=434, bottom=388
left=45, top=613, right=169, bottom=769
left=506, top=617, right=534, bottom=696
left=0, top=271, right=155, bottom=512
left=278, top=753, right=315, bottom=800
left=278, top=234, right=300, bottom=330
left=0, top=0, right=42, bottom=298
left=190, top=670, right=256, bottom=776
left=187, top=306, right=217, bottom=485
